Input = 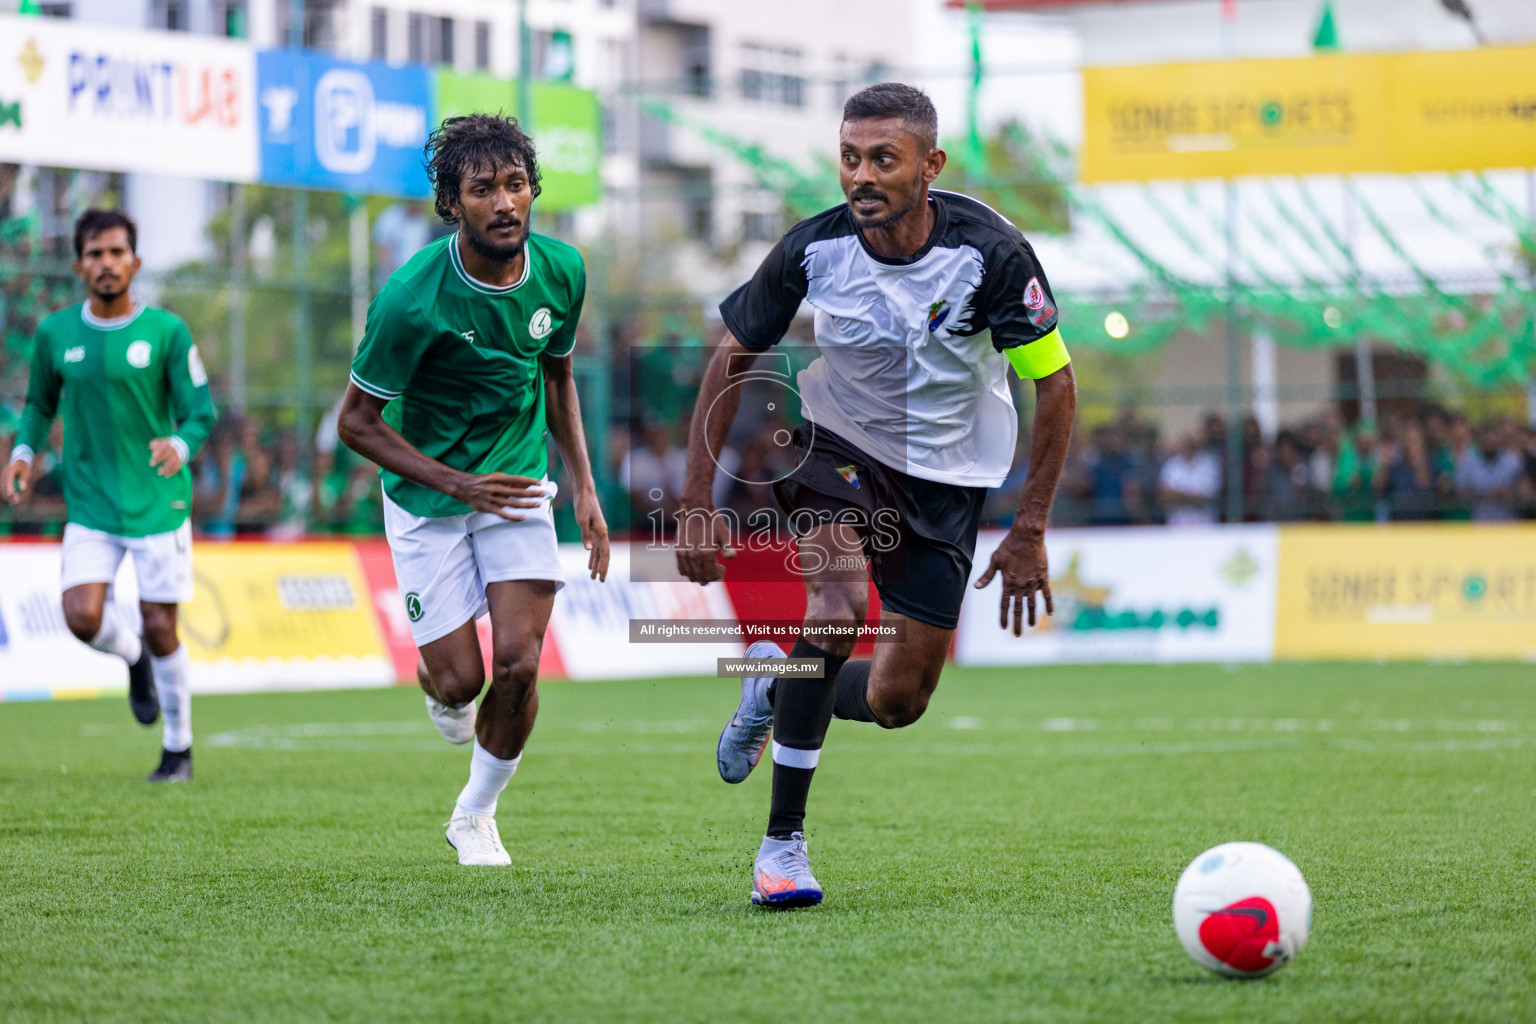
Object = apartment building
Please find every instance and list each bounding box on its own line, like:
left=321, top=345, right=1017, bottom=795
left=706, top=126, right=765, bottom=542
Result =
left=17, top=0, right=917, bottom=295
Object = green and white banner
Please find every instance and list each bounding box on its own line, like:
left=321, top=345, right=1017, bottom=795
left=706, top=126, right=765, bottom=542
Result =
left=434, top=72, right=601, bottom=211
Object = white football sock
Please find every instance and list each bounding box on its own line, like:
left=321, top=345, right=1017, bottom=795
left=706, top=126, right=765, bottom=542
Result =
left=454, top=741, right=521, bottom=818
left=88, top=601, right=142, bottom=664
left=152, top=645, right=193, bottom=752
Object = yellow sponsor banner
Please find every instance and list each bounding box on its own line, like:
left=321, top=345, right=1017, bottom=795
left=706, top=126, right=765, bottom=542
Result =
left=179, top=544, right=388, bottom=662
left=1274, top=524, right=1536, bottom=661
left=1386, top=47, right=1536, bottom=174
left=1082, top=45, right=1536, bottom=182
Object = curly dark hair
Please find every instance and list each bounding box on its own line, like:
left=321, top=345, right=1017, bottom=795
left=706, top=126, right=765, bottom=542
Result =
left=74, top=209, right=137, bottom=259
left=425, top=113, right=542, bottom=224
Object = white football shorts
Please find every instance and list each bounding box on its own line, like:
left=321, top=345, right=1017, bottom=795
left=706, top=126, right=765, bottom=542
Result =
left=383, top=480, right=566, bottom=647
left=60, top=520, right=195, bottom=604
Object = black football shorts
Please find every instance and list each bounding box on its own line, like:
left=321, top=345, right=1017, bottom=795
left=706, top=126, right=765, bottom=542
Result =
left=771, top=425, right=987, bottom=631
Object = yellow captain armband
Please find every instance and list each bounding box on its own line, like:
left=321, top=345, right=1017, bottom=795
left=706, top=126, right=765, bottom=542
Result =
left=1004, top=328, right=1070, bottom=379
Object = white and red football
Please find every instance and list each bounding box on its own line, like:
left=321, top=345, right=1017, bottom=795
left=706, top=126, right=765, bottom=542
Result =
left=1172, top=842, right=1312, bottom=978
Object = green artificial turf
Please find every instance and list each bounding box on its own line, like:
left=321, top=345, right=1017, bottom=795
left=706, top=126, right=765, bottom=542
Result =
left=1, top=662, right=1532, bottom=1023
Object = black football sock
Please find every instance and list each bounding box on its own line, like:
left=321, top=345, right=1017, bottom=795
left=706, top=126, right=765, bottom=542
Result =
left=765, top=638, right=848, bottom=838
left=832, top=659, right=888, bottom=726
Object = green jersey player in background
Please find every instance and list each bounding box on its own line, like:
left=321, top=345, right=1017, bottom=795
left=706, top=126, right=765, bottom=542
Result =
left=3, top=210, right=216, bottom=783
left=338, top=114, right=610, bottom=866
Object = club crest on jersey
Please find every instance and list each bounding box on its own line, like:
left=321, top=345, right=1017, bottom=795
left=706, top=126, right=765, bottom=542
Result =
left=1023, top=277, right=1046, bottom=310
left=64, top=346, right=85, bottom=363
left=529, top=307, right=554, bottom=340
left=1023, top=277, right=1056, bottom=330
left=926, top=300, right=951, bottom=333
left=835, top=464, right=861, bottom=489
left=127, top=340, right=152, bottom=368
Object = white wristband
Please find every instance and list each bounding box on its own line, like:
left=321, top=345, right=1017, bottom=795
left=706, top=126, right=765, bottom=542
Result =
left=167, top=436, right=190, bottom=464
left=9, top=445, right=34, bottom=466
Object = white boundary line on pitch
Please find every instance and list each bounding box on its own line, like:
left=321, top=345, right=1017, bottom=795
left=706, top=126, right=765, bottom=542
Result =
left=187, top=720, right=1535, bottom=756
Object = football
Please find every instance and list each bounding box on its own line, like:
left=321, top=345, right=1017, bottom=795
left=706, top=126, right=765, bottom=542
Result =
left=1172, top=842, right=1312, bottom=978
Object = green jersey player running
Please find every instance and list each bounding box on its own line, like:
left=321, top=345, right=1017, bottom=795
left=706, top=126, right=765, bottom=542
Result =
left=3, top=210, right=215, bottom=783
left=338, top=114, right=610, bottom=866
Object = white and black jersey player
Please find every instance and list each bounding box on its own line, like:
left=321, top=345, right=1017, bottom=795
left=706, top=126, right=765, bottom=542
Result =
left=676, top=83, right=1077, bottom=908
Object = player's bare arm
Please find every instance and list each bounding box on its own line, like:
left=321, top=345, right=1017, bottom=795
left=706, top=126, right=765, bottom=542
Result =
left=675, top=330, right=757, bottom=585
left=335, top=384, right=544, bottom=520
left=541, top=352, right=610, bottom=581
left=974, top=362, right=1077, bottom=636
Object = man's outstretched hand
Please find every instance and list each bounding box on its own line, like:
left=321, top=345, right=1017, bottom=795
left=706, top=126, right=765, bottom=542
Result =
left=973, top=527, right=1053, bottom=637
left=674, top=495, right=736, bottom=585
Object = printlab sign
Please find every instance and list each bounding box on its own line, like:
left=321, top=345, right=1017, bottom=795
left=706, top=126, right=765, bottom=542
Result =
left=0, top=13, right=258, bottom=181
left=257, top=51, right=431, bottom=198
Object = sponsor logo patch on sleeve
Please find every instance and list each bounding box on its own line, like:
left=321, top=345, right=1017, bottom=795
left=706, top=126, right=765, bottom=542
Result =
left=188, top=345, right=208, bottom=387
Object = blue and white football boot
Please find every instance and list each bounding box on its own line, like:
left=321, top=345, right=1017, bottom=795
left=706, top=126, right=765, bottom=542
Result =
left=716, top=641, right=782, bottom=783
left=752, top=832, right=823, bottom=909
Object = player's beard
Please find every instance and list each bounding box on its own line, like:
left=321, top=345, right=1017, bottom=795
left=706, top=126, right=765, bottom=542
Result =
left=846, top=182, right=924, bottom=231
left=90, top=276, right=126, bottom=304
left=463, top=217, right=529, bottom=263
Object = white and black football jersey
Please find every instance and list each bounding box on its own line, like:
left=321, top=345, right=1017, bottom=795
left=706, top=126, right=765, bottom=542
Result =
left=719, top=189, right=1062, bottom=489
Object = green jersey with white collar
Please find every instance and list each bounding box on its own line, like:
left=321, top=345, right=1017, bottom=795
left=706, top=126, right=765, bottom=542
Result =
left=14, top=303, right=215, bottom=536
left=349, top=232, right=586, bottom=518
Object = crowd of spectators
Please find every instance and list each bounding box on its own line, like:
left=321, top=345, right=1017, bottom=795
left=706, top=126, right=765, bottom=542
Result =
left=1052, top=405, right=1536, bottom=527
left=615, top=403, right=1536, bottom=536
left=1, top=397, right=389, bottom=538
left=7, top=391, right=1536, bottom=539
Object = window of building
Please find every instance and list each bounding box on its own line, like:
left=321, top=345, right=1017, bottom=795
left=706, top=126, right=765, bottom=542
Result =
left=681, top=29, right=710, bottom=98
left=680, top=168, right=712, bottom=243
left=276, top=0, right=339, bottom=48
left=739, top=43, right=804, bottom=108
left=474, top=22, right=491, bottom=71
left=216, top=1, right=248, bottom=38
left=371, top=8, right=389, bottom=61
left=407, top=14, right=424, bottom=62
left=535, top=29, right=575, bottom=81
left=151, top=0, right=188, bottom=31
left=408, top=14, right=455, bottom=66
left=602, top=102, right=618, bottom=154
left=741, top=210, right=780, bottom=243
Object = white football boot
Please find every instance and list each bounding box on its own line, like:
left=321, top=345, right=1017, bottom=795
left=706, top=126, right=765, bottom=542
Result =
left=445, top=811, right=512, bottom=866
left=425, top=694, right=477, bottom=744
left=420, top=657, right=477, bottom=744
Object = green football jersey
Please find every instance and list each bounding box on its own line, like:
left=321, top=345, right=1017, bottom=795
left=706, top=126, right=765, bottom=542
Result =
left=14, top=303, right=215, bottom=537
left=349, top=231, right=586, bottom=518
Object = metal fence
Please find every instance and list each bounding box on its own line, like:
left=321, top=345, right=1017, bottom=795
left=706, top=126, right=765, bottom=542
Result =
left=4, top=176, right=1534, bottom=542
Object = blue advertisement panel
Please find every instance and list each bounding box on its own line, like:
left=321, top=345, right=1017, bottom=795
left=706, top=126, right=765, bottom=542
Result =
left=257, top=51, right=431, bottom=197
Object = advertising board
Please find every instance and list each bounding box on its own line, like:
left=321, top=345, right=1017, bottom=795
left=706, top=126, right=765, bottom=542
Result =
left=1273, top=524, right=1536, bottom=661
left=0, top=544, right=138, bottom=698
left=955, top=526, right=1279, bottom=665
left=256, top=50, right=432, bottom=197
left=0, top=14, right=258, bottom=181
left=1082, top=45, right=1536, bottom=182
left=434, top=72, right=601, bottom=211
